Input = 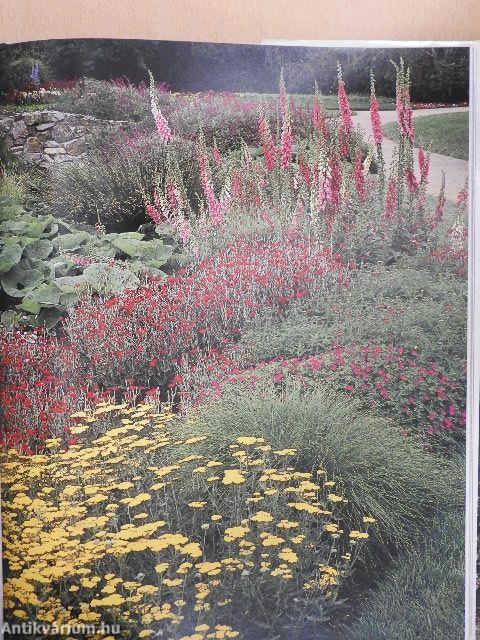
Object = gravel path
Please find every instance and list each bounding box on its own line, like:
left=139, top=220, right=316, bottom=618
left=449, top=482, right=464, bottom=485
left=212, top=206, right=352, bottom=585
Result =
left=352, top=107, right=469, bottom=201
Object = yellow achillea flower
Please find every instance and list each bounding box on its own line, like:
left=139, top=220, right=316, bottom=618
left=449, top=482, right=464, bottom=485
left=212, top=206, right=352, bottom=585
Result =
left=181, top=542, right=203, bottom=558
left=222, top=469, right=245, bottom=485
left=278, top=548, right=299, bottom=563
left=349, top=530, right=369, bottom=540
left=290, top=534, right=306, bottom=544
left=196, top=561, right=222, bottom=576
left=236, top=436, right=262, bottom=445
left=154, top=562, right=169, bottom=574
left=327, top=493, right=344, bottom=503
left=188, top=501, right=207, bottom=509
left=324, top=523, right=340, bottom=533
left=276, top=519, right=299, bottom=530
left=177, top=562, right=193, bottom=574
left=120, top=493, right=151, bottom=508
left=91, top=594, right=125, bottom=607
left=70, top=425, right=89, bottom=435
left=363, top=516, right=376, bottom=524
left=251, top=511, right=273, bottom=523
left=287, top=502, right=321, bottom=514
left=163, top=578, right=184, bottom=587
left=260, top=532, right=285, bottom=547
left=224, top=526, right=250, bottom=541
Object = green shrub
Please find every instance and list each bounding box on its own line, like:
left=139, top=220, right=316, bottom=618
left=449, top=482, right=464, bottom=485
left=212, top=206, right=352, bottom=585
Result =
left=241, top=263, right=467, bottom=379
left=346, top=512, right=464, bottom=640
left=169, top=96, right=261, bottom=152
left=50, top=132, right=200, bottom=231
left=51, top=78, right=160, bottom=124
left=178, top=380, right=464, bottom=551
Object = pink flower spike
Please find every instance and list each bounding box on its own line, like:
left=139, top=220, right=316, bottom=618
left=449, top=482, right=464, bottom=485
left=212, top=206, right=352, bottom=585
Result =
left=145, top=202, right=163, bottom=225
left=213, top=142, right=222, bottom=167
left=369, top=73, right=383, bottom=145
left=337, top=78, right=354, bottom=136
left=148, top=70, right=172, bottom=143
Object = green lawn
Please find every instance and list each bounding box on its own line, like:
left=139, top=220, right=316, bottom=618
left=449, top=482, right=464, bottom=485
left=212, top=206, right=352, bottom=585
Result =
left=382, top=111, right=469, bottom=160
left=242, top=92, right=395, bottom=111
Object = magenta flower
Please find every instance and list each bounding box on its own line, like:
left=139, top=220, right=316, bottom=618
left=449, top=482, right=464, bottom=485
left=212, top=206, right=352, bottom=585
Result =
left=384, top=178, right=397, bottom=221
left=312, top=96, right=330, bottom=140
left=418, top=146, right=429, bottom=183
left=258, top=116, right=277, bottom=173
left=213, top=142, right=222, bottom=167
left=369, top=73, right=383, bottom=145
left=337, top=78, right=354, bottom=136
left=280, top=119, right=293, bottom=170
left=354, top=151, right=366, bottom=201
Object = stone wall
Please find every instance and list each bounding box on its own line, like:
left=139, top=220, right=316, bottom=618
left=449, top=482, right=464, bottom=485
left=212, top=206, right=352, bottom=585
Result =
left=0, top=110, right=131, bottom=167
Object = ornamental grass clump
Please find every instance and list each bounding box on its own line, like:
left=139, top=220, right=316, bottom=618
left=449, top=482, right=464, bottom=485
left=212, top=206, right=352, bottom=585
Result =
left=180, top=381, right=463, bottom=550
left=347, top=512, right=464, bottom=640
left=2, top=401, right=373, bottom=640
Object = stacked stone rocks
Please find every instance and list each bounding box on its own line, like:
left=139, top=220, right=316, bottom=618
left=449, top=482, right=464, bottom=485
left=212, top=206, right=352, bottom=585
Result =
left=0, top=110, right=130, bottom=166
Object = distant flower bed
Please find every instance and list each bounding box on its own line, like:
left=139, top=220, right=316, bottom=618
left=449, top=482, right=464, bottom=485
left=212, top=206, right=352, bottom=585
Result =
left=412, top=101, right=468, bottom=109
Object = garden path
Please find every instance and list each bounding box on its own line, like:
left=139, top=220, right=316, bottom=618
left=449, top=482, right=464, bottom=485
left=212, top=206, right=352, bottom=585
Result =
left=352, top=107, right=469, bottom=201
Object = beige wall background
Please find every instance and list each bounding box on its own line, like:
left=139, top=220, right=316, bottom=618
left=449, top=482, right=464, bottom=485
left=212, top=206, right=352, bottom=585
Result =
left=0, top=0, right=479, bottom=44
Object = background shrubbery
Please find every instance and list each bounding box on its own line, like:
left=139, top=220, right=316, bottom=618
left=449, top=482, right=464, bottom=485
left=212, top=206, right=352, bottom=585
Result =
left=0, top=40, right=469, bottom=102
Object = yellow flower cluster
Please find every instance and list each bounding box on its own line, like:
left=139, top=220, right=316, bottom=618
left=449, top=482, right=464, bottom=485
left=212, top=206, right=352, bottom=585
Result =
left=1, top=402, right=374, bottom=639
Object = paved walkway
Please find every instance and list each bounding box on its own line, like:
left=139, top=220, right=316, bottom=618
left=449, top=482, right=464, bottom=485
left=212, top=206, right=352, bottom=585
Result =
left=352, top=107, right=469, bottom=201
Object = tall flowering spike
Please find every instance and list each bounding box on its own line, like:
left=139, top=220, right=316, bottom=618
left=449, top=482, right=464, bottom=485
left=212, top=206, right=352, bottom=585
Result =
left=145, top=201, right=163, bottom=225
left=354, top=151, right=366, bottom=201
left=394, top=60, right=414, bottom=144
left=279, top=68, right=287, bottom=120
left=337, top=64, right=354, bottom=136
left=404, top=167, right=418, bottom=194
left=433, top=172, right=446, bottom=225
left=312, top=82, right=330, bottom=140
left=418, top=145, right=430, bottom=184
left=198, top=141, right=224, bottom=227
left=369, top=70, right=383, bottom=145
left=212, top=140, right=222, bottom=167
left=384, top=178, right=397, bottom=221
left=280, top=119, right=293, bottom=170
left=455, top=178, right=468, bottom=212
left=338, top=122, right=349, bottom=159
left=298, top=156, right=311, bottom=187
left=280, top=89, right=293, bottom=171
left=258, top=114, right=277, bottom=173
left=148, top=70, right=172, bottom=143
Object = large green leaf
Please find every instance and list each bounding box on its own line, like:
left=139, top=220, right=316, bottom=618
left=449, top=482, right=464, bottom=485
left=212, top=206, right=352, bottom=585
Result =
left=23, top=282, right=62, bottom=306
left=82, top=263, right=140, bottom=294
left=0, top=243, right=23, bottom=274
left=110, top=236, right=156, bottom=259
left=18, top=298, right=42, bottom=314
left=53, top=232, right=90, bottom=252
left=1, top=266, right=45, bottom=297
left=24, top=239, right=54, bottom=260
